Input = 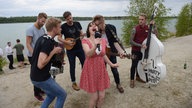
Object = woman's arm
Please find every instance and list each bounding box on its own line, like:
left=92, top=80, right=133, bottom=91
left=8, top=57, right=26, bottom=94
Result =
left=82, top=43, right=97, bottom=57
left=103, top=55, right=118, bottom=68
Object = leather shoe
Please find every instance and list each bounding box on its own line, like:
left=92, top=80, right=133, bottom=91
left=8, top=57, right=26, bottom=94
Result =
left=10, top=67, right=16, bottom=70
left=130, top=80, right=135, bottom=88
left=116, top=84, right=124, bottom=93
left=136, top=76, right=146, bottom=83
left=72, top=82, right=80, bottom=91
left=34, top=95, right=44, bottom=102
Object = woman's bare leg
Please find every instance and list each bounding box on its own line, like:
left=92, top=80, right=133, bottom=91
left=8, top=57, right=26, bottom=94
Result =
left=89, top=92, right=98, bottom=108
left=96, top=90, right=105, bottom=108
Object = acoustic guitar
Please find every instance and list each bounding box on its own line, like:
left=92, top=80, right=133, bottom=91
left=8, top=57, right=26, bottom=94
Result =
left=106, top=47, right=136, bottom=59
left=64, top=37, right=82, bottom=50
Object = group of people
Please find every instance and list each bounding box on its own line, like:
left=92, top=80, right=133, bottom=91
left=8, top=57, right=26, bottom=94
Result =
left=26, top=11, right=157, bottom=108
left=0, top=39, right=25, bottom=70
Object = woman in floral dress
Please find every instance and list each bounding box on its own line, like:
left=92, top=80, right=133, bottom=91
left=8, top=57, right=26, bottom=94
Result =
left=80, top=22, right=118, bottom=108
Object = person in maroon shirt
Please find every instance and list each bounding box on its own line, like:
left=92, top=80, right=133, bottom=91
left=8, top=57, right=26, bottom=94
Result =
left=130, top=13, right=157, bottom=88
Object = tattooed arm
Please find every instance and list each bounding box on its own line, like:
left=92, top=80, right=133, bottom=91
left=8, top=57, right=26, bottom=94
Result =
left=130, top=28, right=142, bottom=47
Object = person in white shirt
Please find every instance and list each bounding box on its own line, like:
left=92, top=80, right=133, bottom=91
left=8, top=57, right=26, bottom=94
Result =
left=5, top=42, right=15, bottom=70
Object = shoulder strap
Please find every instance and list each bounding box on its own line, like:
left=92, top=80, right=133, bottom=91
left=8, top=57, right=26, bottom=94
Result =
left=40, top=34, right=56, bottom=47
left=106, top=24, right=118, bottom=39
left=40, top=34, right=48, bottom=46
left=106, top=25, right=122, bottom=45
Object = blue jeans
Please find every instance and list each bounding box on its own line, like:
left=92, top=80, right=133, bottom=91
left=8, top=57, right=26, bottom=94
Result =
left=67, top=48, right=85, bottom=82
left=32, top=77, right=67, bottom=108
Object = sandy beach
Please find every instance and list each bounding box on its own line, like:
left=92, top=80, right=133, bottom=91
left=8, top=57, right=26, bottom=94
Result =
left=0, top=35, right=192, bottom=108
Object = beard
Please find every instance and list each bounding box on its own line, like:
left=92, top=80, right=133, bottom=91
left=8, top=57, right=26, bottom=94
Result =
left=38, top=22, right=43, bottom=28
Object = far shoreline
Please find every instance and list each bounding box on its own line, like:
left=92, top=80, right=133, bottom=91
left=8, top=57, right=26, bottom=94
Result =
left=0, top=16, right=177, bottom=24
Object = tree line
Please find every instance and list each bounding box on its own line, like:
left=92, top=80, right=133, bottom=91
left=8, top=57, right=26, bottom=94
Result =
left=0, top=16, right=126, bottom=23
left=175, top=3, right=192, bottom=37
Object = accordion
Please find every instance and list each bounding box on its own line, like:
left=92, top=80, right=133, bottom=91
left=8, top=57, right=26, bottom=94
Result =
left=50, top=43, right=65, bottom=76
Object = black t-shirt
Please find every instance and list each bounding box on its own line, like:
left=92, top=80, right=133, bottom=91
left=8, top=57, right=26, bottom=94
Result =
left=105, top=24, right=118, bottom=53
left=61, top=21, right=83, bottom=50
left=30, top=35, right=55, bottom=81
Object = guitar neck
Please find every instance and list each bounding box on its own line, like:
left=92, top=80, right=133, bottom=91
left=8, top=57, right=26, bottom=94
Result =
left=144, top=6, right=157, bottom=60
left=74, top=36, right=83, bottom=41
left=106, top=47, right=135, bottom=59
left=109, top=52, right=120, bottom=57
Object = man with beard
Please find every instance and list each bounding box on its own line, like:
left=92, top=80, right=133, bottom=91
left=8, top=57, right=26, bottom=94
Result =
left=26, top=12, right=47, bottom=101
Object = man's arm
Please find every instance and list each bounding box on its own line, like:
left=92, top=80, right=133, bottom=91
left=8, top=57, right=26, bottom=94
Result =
left=114, top=42, right=125, bottom=54
left=57, top=34, right=65, bottom=43
left=13, top=45, right=16, bottom=49
left=37, top=47, right=62, bottom=69
left=152, top=25, right=158, bottom=36
left=130, top=28, right=142, bottom=47
left=130, top=28, right=147, bottom=49
left=107, top=24, right=125, bottom=57
left=150, top=20, right=158, bottom=37
left=57, top=34, right=74, bottom=46
left=76, top=22, right=85, bottom=39
left=80, top=30, right=86, bottom=39
left=26, top=36, right=33, bottom=54
left=22, top=44, right=24, bottom=50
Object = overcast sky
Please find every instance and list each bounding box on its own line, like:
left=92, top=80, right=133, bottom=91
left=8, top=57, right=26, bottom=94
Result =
left=0, top=0, right=191, bottom=17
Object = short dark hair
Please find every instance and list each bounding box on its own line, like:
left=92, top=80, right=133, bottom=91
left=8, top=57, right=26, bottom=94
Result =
left=38, top=12, right=47, bottom=19
left=7, top=42, right=11, bottom=45
left=16, top=39, right=20, bottom=43
left=63, top=11, right=71, bottom=19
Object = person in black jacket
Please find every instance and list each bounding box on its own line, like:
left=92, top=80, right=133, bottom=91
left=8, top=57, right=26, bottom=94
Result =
left=92, top=15, right=126, bottom=93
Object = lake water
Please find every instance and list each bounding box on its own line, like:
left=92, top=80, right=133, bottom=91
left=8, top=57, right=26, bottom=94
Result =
left=0, top=19, right=177, bottom=56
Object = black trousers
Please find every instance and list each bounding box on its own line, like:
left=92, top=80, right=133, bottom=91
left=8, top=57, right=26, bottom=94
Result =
left=28, top=57, right=43, bottom=96
left=7, top=55, right=14, bottom=69
left=67, top=48, right=85, bottom=82
left=109, top=55, right=120, bottom=85
left=130, top=51, right=142, bottom=80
